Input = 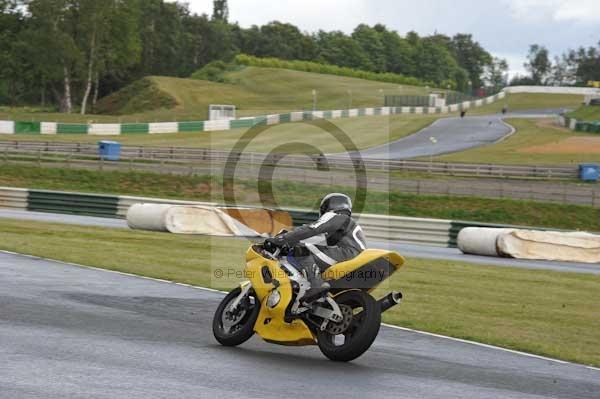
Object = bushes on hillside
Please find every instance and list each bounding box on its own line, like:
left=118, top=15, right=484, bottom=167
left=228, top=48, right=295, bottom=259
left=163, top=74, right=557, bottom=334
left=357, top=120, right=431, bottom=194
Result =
left=190, top=61, right=232, bottom=82
left=234, top=54, right=440, bottom=88
left=94, top=78, right=178, bottom=115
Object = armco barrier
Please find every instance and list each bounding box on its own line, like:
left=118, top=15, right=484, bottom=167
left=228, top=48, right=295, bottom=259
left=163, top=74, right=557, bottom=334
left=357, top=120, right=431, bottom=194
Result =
left=0, top=186, right=544, bottom=247
left=0, top=187, right=28, bottom=210
left=0, top=93, right=506, bottom=136
left=27, top=190, right=120, bottom=217
left=0, top=140, right=580, bottom=180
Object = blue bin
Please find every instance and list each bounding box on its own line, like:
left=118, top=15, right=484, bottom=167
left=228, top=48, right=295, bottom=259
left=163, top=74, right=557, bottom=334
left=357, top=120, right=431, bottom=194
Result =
left=579, top=164, right=600, bottom=182
left=98, top=140, right=121, bottom=161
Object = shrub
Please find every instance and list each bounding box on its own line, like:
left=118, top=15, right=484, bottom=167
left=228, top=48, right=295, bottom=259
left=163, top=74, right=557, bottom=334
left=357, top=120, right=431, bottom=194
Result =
left=234, top=54, right=438, bottom=87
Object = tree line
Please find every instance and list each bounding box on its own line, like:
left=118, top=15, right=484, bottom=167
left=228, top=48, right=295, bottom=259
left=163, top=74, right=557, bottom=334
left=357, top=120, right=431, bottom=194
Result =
left=513, top=43, right=600, bottom=86
left=1, top=0, right=597, bottom=115
left=0, top=0, right=500, bottom=113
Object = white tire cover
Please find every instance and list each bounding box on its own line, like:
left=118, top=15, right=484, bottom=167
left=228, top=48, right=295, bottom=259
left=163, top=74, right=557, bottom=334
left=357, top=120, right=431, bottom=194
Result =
left=126, top=203, right=262, bottom=237
left=498, top=230, right=600, bottom=263
left=126, top=203, right=172, bottom=232
left=457, top=227, right=516, bottom=257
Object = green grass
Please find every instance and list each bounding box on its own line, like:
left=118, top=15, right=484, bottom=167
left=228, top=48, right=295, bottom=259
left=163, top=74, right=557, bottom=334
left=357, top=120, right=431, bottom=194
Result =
left=1, top=67, right=430, bottom=123
left=471, top=93, right=584, bottom=115
left=1, top=218, right=598, bottom=366
left=3, top=164, right=600, bottom=231
left=0, top=114, right=437, bottom=152
left=568, top=105, right=600, bottom=121
left=434, top=118, right=600, bottom=165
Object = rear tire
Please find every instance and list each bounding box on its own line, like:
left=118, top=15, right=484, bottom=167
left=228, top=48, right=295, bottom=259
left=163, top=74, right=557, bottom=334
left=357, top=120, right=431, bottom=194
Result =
left=316, top=290, right=381, bottom=362
left=212, top=286, right=260, bottom=346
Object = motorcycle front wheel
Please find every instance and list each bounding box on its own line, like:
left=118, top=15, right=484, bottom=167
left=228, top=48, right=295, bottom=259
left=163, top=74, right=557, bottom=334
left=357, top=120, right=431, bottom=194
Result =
left=316, top=290, right=381, bottom=362
left=212, top=286, right=260, bottom=346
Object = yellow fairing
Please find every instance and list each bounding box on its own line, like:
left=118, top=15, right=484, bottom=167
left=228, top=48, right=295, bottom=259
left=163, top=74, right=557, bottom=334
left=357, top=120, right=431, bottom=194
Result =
left=322, top=249, right=405, bottom=291
left=245, top=246, right=315, bottom=345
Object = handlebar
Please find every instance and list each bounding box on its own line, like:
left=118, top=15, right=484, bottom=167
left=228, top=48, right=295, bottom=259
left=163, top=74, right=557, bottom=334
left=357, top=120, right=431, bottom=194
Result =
left=264, top=247, right=281, bottom=260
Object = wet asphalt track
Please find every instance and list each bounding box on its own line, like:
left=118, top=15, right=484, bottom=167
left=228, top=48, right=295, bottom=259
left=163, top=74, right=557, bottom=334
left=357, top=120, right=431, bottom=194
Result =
left=2, top=110, right=598, bottom=397
left=357, top=110, right=558, bottom=160
left=1, top=209, right=598, bottom=275
left=1, top=252, right=599, bottom=399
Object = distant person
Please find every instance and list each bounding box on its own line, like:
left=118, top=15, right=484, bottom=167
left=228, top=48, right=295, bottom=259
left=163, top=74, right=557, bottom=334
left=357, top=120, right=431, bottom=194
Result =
left=460, top=110, right=466, bottom=118
left=501, top=104, right=508, bottom=115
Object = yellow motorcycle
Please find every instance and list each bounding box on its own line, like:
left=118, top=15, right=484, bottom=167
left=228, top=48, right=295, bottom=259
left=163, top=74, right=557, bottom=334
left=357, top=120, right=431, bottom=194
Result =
left=212, top=243, right=404, bottom=361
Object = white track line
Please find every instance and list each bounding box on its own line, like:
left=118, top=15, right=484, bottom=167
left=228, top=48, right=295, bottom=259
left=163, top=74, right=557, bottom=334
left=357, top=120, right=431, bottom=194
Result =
left=2, top=249, right=599, bottom=372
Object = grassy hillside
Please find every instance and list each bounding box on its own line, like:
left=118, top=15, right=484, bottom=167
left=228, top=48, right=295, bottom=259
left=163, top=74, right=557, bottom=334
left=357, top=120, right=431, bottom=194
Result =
left=568, top=105, right=600, bottom=121
left=1, top=66, right=431, bottom=124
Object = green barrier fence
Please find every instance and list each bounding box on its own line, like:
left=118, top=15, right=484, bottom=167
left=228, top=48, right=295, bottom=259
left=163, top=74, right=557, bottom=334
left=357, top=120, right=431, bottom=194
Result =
left=57, top=123, right=88, bottom=134
left=178, top=121, right=204, bottom=132
left=27, top=190, right=120, bottom=218
left=121, top=123, right=149, bottom=134
left=15, top=121, right=41, bottom=134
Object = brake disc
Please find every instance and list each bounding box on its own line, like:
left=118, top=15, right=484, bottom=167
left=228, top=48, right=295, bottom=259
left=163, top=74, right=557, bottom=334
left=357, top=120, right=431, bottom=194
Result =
left=326, top=304, right=353, bottom=335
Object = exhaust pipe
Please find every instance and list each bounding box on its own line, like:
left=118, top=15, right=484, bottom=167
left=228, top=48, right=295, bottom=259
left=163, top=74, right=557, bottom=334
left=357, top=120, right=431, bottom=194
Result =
left=378, top=291, right=403, bottom=313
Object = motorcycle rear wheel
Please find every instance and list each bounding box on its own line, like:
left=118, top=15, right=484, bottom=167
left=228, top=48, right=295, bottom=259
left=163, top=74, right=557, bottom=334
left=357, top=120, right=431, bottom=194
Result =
left=316, top=290, right=381, bottom=362
left=212, top=286, right=260, bottom=346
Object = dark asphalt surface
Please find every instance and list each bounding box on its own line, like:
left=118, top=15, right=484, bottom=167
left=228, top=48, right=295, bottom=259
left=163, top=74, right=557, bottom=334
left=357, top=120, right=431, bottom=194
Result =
left=1, top=252, right=599, bottom=399
left=359, top=116, right=513, bottom=160
left=1, top=209, right=598, bottom=275
left=357, top=110, right=560, bottom=160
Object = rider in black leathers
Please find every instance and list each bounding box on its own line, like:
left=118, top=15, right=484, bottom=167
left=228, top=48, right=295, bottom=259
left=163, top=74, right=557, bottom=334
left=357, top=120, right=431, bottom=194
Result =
left=265, top=193, right=367, bottom=301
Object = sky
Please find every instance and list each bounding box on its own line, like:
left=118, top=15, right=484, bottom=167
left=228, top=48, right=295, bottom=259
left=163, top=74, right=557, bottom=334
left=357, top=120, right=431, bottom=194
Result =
left=175, top=0, right=600, bottom=77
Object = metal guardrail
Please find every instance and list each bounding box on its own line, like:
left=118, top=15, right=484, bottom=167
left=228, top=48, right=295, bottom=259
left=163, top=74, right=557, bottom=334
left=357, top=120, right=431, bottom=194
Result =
left=0, top=187, right=469, bottom=247
left=0, top=187, right=28, bottom=210
left=2, top=153, right=598, bottom=207
left=1, top=187, right=584, bottom=246
left=0, top=140, right=579, bottom=180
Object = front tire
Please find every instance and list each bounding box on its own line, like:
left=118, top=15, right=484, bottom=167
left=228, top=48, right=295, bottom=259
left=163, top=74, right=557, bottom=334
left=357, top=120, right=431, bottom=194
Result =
left=212, top=286, right=260, bottom=346
left=316, top=290, right=381, bottom=362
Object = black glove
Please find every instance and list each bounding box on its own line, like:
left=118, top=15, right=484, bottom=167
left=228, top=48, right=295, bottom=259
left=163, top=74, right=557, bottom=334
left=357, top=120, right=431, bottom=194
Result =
left=263, top=236, right=287, bottom=252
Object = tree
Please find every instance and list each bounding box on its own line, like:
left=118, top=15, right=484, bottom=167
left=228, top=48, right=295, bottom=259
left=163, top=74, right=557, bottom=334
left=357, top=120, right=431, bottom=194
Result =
left=450, top=34, right=492, bottom=89
left=0, top=0, right=30, bottom=104
left=484, top=57, right=508, bottom=90
left=314, top=30, right=371, bottom=70
left=524, top=44, right=552, bottom=85
left=351, top=24, right=386, bottom=72
left=212, top=0, right=228, bottom=22
left=570, top=44, right=600, bottom=84
left=251, top=21, right=315, bottom=60
left=27, top=0, right=82, bottom=113
left=374, top=25, right=415, bottom=76
left=413, top=37, right=462, bottom=86
left=549, top=55, right=576, bottom=86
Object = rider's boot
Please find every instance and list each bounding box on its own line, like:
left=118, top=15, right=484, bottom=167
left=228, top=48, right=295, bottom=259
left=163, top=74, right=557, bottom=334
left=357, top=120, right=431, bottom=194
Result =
left=302, top=264, right=330, bottom=303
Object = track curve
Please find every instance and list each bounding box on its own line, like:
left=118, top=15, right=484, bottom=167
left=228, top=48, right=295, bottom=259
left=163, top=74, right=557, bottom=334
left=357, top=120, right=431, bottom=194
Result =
left=1, top=252, right=598, bottom=399
left=359, top=116, right=513, bottom=160
left=355, top=110, right=561, bottom=160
